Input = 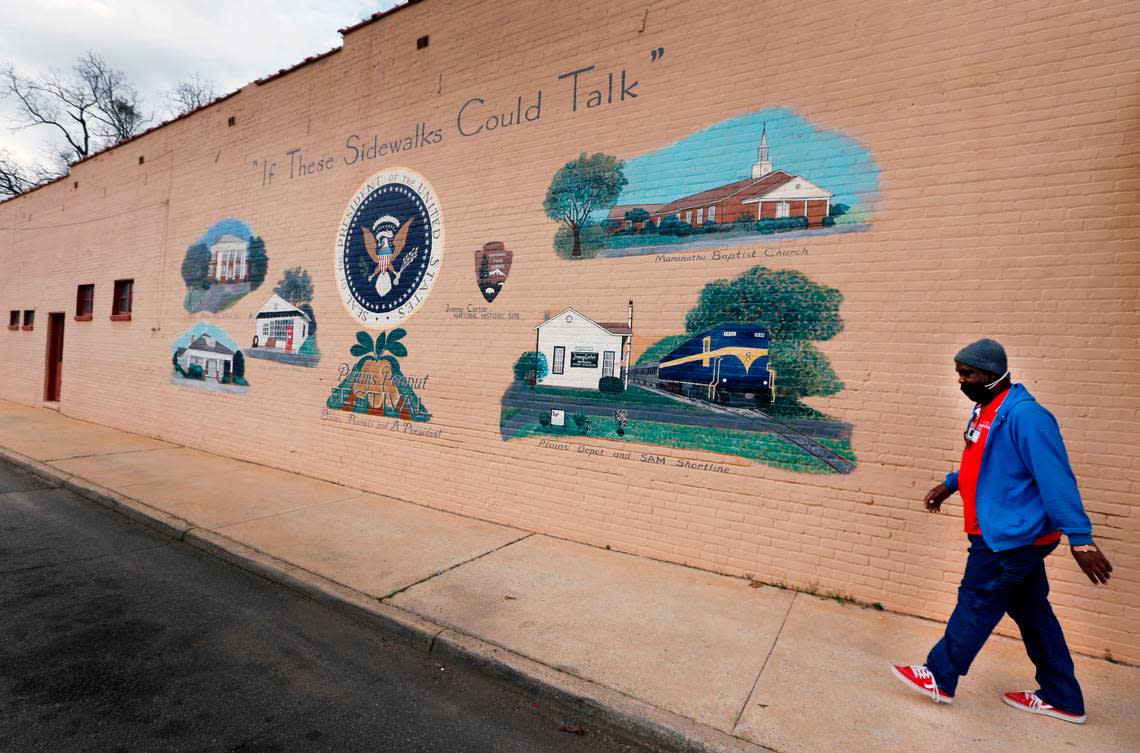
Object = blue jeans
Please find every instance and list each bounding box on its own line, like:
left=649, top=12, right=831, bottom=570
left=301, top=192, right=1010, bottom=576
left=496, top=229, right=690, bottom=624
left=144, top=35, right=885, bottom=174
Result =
left=926, top=535, right=1084, bottom=714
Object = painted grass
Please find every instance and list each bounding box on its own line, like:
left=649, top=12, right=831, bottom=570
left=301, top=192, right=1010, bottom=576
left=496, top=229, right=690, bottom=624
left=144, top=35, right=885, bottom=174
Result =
left=527, top=384, right=702, bottom=411
left=509, top=415, right=854, bottom=474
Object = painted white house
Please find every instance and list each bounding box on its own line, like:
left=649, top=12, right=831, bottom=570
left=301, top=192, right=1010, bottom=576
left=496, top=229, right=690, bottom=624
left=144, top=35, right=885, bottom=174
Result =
left=252, top=294, right=310, bottom=354
left=535, top=305, right=632, bottom=390
left=176, top=334, right=236, bottom=381
left=209, top=234, right=249, bottom=282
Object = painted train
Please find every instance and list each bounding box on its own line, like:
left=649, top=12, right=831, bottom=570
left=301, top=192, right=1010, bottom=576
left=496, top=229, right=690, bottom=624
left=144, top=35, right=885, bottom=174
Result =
left=628, top=323, right=776, bottom=406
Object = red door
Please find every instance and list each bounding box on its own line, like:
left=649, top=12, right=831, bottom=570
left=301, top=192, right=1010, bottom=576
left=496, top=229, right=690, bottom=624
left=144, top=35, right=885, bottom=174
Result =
left=285, top=322, right=294, bottom=353
left=45, top=313, right=64, bottom=402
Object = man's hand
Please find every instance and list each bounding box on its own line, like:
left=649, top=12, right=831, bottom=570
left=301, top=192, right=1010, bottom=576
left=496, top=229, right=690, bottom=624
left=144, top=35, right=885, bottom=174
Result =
left=1071, top=545, right=1113, bottom=585
left=924, top=483, right=952, bottom=513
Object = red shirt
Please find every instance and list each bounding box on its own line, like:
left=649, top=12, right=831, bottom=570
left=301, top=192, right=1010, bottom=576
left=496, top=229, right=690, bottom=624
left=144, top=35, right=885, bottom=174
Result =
left=958, top=389, right=1061, bottom=545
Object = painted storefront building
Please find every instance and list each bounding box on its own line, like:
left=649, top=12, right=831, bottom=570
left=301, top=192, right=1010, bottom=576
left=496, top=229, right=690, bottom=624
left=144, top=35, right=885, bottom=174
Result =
left=1, top=0, right=1136, bottom=663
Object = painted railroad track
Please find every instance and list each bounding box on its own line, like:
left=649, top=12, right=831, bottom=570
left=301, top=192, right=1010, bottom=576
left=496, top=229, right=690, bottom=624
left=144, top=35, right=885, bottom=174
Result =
left=627, top=372, right=856, bottom=474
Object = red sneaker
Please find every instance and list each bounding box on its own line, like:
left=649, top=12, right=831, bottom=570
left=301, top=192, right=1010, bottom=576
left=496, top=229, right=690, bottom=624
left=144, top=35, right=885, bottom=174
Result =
left=1002, top=691, right=1086, bottom=724
left=890, top=664, right=954, bottom=704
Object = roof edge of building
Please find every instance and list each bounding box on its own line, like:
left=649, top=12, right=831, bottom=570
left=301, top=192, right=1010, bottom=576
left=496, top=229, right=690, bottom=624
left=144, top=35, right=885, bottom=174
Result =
left=2, top=1, right=419, bottom=207
left=338, top=0, right=424, bottom=36
left=254, top=46, right=343, bottom=86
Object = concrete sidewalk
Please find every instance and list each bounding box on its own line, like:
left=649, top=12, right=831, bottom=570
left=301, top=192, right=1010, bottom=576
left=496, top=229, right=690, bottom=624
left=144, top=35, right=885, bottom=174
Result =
left=1, top=399, right=1136, bottom=753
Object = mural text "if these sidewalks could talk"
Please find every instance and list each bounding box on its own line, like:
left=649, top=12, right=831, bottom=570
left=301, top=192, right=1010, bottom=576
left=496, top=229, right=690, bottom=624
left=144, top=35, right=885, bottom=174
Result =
left=255, top=60, right=655, bottom=187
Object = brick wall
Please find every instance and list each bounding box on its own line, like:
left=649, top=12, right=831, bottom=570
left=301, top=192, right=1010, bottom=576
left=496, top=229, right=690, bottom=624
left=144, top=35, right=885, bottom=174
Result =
left=1, top=0, right=1138, bottom=662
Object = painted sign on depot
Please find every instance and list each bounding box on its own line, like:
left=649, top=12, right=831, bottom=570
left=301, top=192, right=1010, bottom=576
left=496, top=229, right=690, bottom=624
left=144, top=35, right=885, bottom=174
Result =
left=335, top=168, right=443, bottom=327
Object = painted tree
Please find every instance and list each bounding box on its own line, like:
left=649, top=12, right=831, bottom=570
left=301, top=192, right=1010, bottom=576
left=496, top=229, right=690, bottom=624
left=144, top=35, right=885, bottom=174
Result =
left=684, top=265, right=845, bottom=404
left=299, top=303, right=317, bottom=335
left=543, top=153, right=627, bottom=258
left=512, top=351, right=549, bottom=385
left=245, top=236, right=268, bottom=289
left=684, top=266, right=843, bottom=341
left=232, top=351, right=245, bottom=379
left=768, top=340, right=843, bottom=402
left=273, top=267, right=313, bottom=305
left=623, top=207, right=650, bottom=228
left=180, top=243, right=211, bottom=289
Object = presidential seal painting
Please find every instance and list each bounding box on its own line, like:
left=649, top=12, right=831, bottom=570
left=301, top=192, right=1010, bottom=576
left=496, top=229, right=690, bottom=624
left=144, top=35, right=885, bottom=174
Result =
left=335, top=168, right=443, bottom=327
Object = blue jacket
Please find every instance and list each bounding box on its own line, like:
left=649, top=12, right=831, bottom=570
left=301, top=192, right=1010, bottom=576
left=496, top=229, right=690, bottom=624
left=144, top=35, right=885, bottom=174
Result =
left=943, top=384, right=1094, bottom=551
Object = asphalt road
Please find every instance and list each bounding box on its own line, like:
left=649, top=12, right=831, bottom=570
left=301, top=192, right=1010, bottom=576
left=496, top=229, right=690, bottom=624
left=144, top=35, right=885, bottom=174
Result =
left=0, top=460, right=656, bottom=753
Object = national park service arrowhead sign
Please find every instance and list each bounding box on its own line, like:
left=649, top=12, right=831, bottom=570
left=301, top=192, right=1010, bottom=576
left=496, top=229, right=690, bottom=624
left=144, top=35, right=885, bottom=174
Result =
left=475, top=241, right=513, bottom=303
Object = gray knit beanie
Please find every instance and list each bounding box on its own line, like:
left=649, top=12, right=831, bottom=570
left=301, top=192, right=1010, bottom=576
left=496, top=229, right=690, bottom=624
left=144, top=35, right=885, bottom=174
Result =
left=954, top=338, right=1007, bottom=377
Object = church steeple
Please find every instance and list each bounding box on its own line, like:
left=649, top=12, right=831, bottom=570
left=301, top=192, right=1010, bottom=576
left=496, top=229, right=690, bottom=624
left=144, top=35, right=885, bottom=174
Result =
left=751, top=124, right=773, bottom=178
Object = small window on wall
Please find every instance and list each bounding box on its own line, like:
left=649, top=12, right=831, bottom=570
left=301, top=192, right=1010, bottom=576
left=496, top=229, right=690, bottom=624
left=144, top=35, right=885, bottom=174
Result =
left=552, top=346, right=565, bottom=375
left=76, top=284, right=94, bottom=320
left=111, top=279, right=133, bottom=320
left=8, top=311, right=18, bottom=331
left=22, top=310, right=34, bottom=331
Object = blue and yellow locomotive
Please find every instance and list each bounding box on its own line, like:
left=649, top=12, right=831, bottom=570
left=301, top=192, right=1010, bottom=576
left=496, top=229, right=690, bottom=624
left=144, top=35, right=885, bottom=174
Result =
left=652, top=324, right=776, bottom=406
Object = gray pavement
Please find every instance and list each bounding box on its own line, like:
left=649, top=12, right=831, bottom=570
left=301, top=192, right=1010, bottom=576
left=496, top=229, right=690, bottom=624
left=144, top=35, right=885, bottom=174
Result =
left=0, top=460, right=656, bottom=753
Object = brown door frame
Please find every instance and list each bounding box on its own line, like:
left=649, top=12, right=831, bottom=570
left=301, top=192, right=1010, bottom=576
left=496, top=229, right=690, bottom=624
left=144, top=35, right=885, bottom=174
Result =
left=44, top=312, right=65, bottom=402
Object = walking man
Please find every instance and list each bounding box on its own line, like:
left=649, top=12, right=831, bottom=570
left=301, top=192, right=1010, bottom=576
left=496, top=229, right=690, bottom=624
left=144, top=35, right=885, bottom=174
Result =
left=892, top=338, right=1112, bottom=723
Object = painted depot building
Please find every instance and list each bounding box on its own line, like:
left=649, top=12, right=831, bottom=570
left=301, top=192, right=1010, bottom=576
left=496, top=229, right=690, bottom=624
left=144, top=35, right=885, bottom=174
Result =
left=1, top=0, right=1137, bottom=663
left=535, top=306, right=633, bottom=389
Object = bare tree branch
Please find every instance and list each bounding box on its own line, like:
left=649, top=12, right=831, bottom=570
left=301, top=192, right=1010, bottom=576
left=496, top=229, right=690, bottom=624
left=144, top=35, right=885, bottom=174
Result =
left=1, top=52, right=151, bottom=197
left=165, top=73, right=218, bottom=116
left=75, top=52, right=150, bottom=142
left=0, top=149, right=61, bottom=200
left=2, top=63, right=94, bottom=160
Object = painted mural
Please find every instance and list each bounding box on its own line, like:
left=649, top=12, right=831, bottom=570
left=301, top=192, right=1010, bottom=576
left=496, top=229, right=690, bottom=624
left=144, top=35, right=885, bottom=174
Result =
left=171, top=322, right=250, bottom=393
left=475, top=242, right=513, bottom=303
left=499, top=266, right=855, bottom=474
left=334, top=168, right=443, bottom=328
left=181, top=218, right=269, bottom=312
left=543, top=108, right=878, bottom=259
left=325, top=329, right=431, bottom=421
left=247, top=267, right=320, bottom=367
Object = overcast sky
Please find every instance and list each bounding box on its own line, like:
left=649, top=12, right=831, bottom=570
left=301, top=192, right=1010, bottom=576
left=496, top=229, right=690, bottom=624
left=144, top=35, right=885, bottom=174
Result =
left=1, top=0, right=398, bottom=168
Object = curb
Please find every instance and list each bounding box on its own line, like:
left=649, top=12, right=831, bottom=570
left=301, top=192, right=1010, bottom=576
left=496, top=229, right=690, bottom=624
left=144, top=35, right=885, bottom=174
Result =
left=0, top=448, right=774, bottom=753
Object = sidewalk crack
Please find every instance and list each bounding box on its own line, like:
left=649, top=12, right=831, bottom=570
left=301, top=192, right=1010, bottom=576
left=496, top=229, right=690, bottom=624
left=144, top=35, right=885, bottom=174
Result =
left=212, top=492, right=368, bottom=530
left=380, top=533, right=534, bottom=601
left=731, top=591, right=797, bottom=732
left=45, top=446, right=175, bottom=462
